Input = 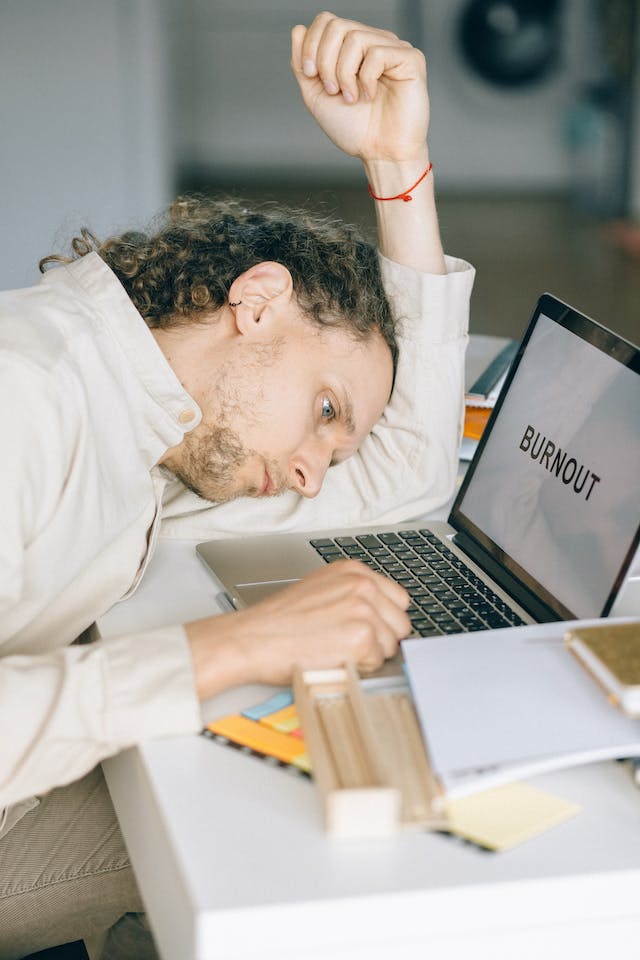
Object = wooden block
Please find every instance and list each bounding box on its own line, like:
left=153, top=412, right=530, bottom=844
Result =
left=293, top=664, right=447, bottom=838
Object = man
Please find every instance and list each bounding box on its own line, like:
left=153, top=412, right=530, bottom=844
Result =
left=0, top=13, right=473, bottom=959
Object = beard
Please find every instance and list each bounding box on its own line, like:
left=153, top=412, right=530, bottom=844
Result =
left=171, top=421, right=260, bottom=503
left=166, top=340, right=286, bottom=503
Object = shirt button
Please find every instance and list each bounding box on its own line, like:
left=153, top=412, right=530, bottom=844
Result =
left=178, top=409, right=196, bottom=424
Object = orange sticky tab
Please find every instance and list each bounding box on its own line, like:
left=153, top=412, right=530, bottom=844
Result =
left=207, top=714, right=308, bottom=765
left=259, top=704, right=300, bottom=734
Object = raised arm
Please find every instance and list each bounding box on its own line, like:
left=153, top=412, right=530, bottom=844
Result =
left=162, top=13, right=474, bottom=538
left=291, top=12, right=445, bottom=274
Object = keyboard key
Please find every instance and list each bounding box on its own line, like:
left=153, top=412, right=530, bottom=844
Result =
left=379, top=532, right=402, bottom=544
left=405, top=559, right=429, bottom=572
left=412, top=618, right=438, bottom=634
left=369, top=547, right=393, bottom=558
left=485, top=612, right=512, bottom=628
left=356, top=534, right=382, bottom=550
left=311, top=532, right=524, bottom=636
left=458, top=613, right=485, bottom=630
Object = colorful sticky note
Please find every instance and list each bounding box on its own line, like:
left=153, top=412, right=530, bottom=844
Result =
left=259, top=704, right=300, bottom=735
left=445, top=782, right=580, bottom=851
left=291, top=752, right=313, bottom=774
left=241, top=690, right=294, bottom=721
left=207, top=714, right=307, bottom=766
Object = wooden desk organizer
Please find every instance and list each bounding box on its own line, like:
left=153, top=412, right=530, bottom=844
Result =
left=293, top=662, right=448, bottom=838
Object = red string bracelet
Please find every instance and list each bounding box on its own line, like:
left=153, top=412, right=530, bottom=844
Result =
left=367, top=162, right=433, bottom=202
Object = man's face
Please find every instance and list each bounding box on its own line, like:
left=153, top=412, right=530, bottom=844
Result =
left=170, top=306, right=393, bottom=504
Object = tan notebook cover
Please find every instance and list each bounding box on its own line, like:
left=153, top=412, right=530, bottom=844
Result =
left=565, top=621, right=640, bottom=717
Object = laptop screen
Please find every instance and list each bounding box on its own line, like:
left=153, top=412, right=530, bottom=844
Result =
left=450, top=295, right=640, bottom=620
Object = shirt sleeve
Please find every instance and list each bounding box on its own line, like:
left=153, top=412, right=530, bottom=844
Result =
left=0, top=361, right=202, bottom=811
left=159, top=253, right=475, bottom=538
left=0, top=626, right=202, bottom=810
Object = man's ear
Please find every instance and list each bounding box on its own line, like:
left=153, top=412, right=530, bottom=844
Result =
left=227, top=262, right=294, bottom=336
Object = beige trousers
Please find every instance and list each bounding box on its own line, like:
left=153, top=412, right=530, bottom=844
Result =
left=0, top=765, right=158, bottom=960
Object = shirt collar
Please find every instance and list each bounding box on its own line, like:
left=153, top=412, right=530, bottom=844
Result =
left=45, top=252, right=203, bottom=466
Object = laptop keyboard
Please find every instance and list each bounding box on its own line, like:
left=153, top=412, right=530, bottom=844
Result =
left=310, top=529, right=525, bottom=636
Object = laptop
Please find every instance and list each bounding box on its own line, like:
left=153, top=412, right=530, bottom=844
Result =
left=197, top=294, right=640, bottom=638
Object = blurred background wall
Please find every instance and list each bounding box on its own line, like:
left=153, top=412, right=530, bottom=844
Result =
left=0, top=0, right=171, bottom=289
left=1, top=0, right=639, bottom=341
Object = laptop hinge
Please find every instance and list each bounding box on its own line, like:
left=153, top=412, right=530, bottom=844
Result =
left=452, top=531, right=561, bottom=624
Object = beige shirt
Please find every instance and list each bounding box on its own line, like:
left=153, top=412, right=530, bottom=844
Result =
left=0, top=250, right=473, bottom=827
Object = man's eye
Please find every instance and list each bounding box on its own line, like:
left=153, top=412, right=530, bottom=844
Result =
left=321, top=397, right=335, bottom=420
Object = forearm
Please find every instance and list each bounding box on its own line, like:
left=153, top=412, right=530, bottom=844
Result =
left=364, top=149, right=446, bottom=274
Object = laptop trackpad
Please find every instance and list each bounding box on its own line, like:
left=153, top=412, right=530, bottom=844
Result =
left=236, top=580, right=301, bottom=606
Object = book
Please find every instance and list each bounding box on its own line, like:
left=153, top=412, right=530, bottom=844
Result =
left=565, top=621, right=640, bottom=718
left=402, top=619, right=640, bottom=798
left=465, top=339, right=519, bottom=408
left=463, top=405, right=492, bottom=441
left=461, top=339, right=519, bottom=461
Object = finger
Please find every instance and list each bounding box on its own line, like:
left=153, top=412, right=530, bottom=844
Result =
left=319, top=557, right=410, bottom=611
left=350, top=604, right=401, bottom=668
left=347, top=570, right=411, bottom=655
left=336, top=30, right=404, bottom=103
left=339, top=604, right=390, bottom=670
left=314, top=15, right=351, bottom=95
left=311, top=17, right=399, bottom=96
left=299, top=10, right=339, bottom=79
left=373, top=591, right=413, bottom=648
left=361, top=564, right=411, bottom=610
left=358, top=580, right=412, bottom=657
left=358, top=42, right=425, bottom=99
left=290, top=24, right=307, bottom=76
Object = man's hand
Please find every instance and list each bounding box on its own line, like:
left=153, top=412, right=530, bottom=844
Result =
left=291, top=12, right=429, bottom=165
left=186, top=560, right=411, bottom=699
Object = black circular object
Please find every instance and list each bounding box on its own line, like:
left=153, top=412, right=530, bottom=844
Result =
left=457, top=0, right=561, bottom=88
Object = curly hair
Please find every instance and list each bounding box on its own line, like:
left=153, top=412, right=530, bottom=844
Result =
left=40, top=196, right=398, bottom=365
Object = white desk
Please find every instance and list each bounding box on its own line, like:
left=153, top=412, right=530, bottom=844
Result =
left=100, top=549, right=640, bottom=960
left=99, top=336, right=640, bottom=960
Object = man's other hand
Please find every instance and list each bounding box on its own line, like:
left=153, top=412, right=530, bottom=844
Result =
left=186, top=560, right=411, bottom=699
left=290, top=12, right=429, bottom=165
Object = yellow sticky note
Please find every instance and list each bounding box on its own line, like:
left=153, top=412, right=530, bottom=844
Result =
left=445, top=782, right=580, bottom=851
left=259, top=704, right=301, bottom=735
left=291, top=752, right=313, bottom=775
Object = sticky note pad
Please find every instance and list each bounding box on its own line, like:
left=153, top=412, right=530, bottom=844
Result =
left=207, top=714, right=307, bottom=766
left=259, top=704, right=300, bottom=735
left=445, top=782, right=580, bottom=851
left=291, top=752, right=313, bottom=774
left=241, top=690, right=294, bottom=721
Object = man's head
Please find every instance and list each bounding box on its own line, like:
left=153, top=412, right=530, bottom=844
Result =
left=41, top=197, right=398, bottom=502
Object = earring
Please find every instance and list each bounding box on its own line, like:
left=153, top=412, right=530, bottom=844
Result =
left=229, top=299, right=242, bottom=307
